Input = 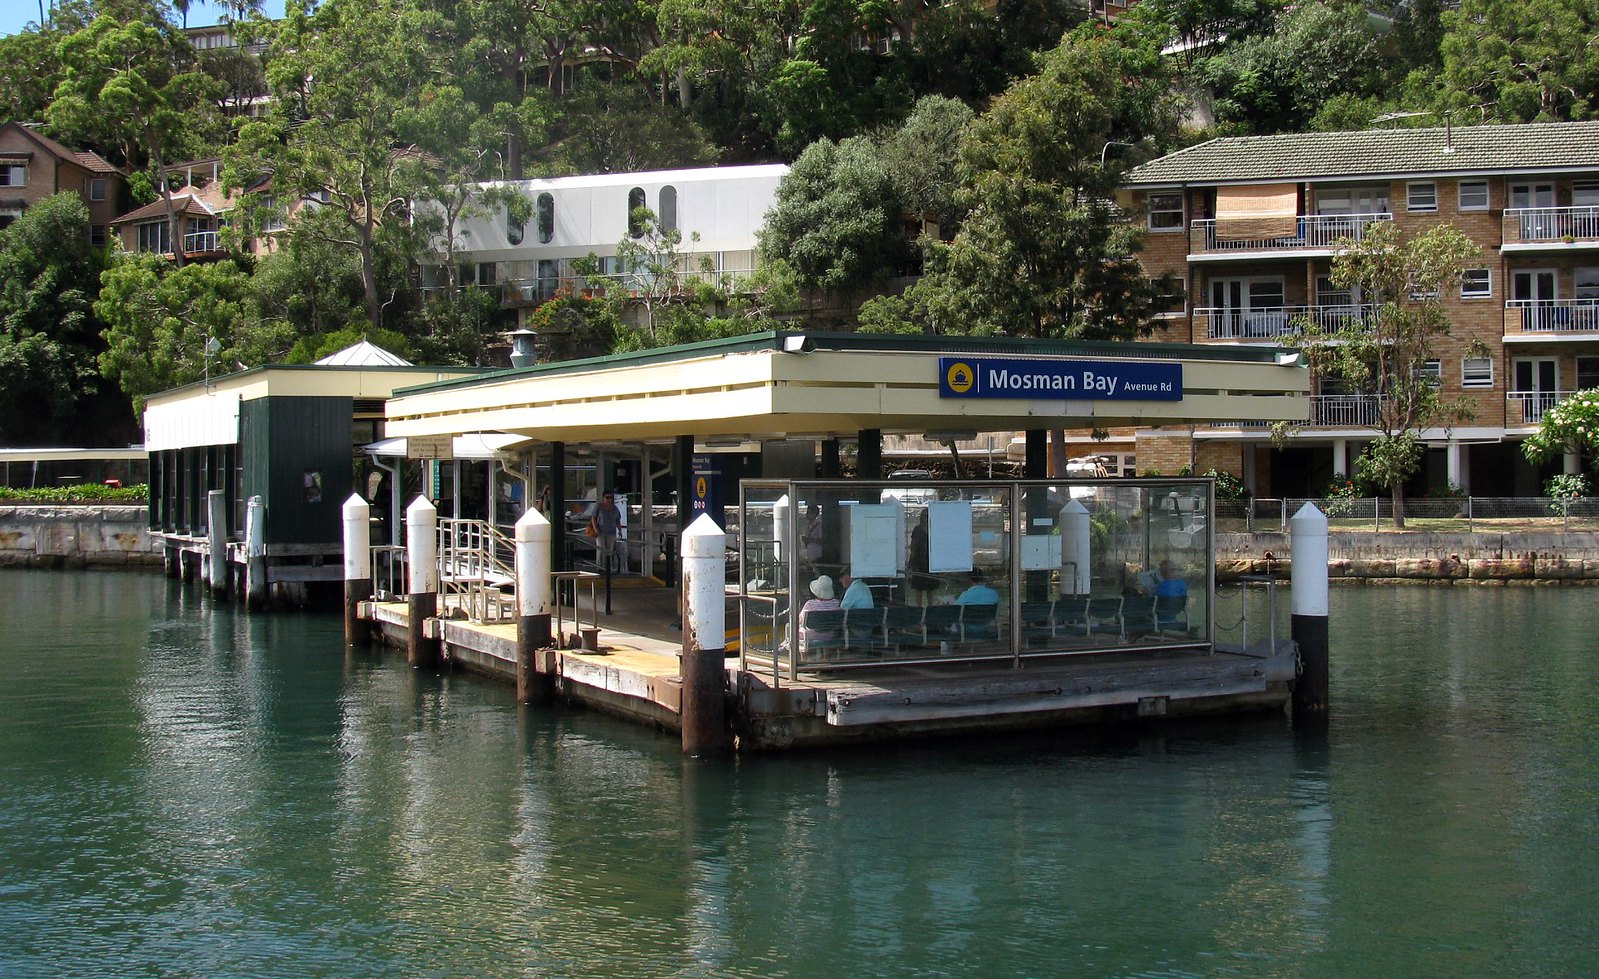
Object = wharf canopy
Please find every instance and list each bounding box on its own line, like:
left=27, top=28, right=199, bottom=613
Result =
left=381, top=332, right=1307, bottom=446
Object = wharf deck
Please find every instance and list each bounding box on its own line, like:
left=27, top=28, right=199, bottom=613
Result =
left=359, top=585, right=1295, bottom=750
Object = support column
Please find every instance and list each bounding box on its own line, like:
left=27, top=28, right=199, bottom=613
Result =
left=1024, top=430, right=1047, bottom=479
left=1448, top=440, right=1468, bottom=492
left=1565, top=451, right=1582, bottom=476
left=1332, top=439, right=1348, bottom=478
left=674, top=435, right=694, bottom=590
left=856, top=429, right=882, bottom=479
left=1290, top=503, right=1329, bottom=729
left=406, top=495, right=440, bottom=670
left=245, top=496, right=268, bottom=610
left=550, top=441, right=567, bottom=574
left=515, top=506, right=554, bottom=704
left=206, top=489, right=228, bottom=598
left=342, top=493, right=371, bottom=647
left=819, top=438, right=841, bottom=478
left=680, top=514, right=727, bottom=755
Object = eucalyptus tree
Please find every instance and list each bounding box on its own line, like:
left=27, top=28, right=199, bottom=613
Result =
left=1435, top=0, right=1599, bottom=122
left=48, top=8, right=222, bottom=267
left=228, top=0, right=437, bottom=329
left=1288, top=222, right=1480, bottom=527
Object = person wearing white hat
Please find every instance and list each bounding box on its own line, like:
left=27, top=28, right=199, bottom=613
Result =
left=799, top=574, right=840, bottom=647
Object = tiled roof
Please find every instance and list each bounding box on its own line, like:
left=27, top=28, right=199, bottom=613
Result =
left=1124, top=121, right=1599, bottom=187
left=111, top=191, right=222, bottom=225
left=74, top=151, right=121, bottom=175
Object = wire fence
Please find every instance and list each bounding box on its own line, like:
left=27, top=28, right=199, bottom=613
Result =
left=1217, top=497, right=1599, bottom=534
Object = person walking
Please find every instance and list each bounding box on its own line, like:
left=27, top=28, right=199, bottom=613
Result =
left=590, top=490, right=622, bottom=573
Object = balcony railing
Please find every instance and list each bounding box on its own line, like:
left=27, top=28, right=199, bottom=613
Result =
left=182, top=230, right=220, bottom=253
left=1191, top=213, right=1391, bottom=255
left=1309, top=394, right=1384, bottom=427
left=1507, top=390, right=1572, bottom=426
left=1197, top=303, right=1378, bottom=340
left=1504, top=299, right=1599, bottom=335
left=499, top=268, right=757, bottom=306
left=1503, top=206, right=1599, bottom=245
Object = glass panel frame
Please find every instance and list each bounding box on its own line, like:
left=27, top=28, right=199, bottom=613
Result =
left=738, top=478, right=1215, bottom=681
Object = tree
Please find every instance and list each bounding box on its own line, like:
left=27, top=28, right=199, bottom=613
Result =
left=875, top=95, right=975, bottom=237
left=48, top=9, right=222, bottom=268
left=1288, top=222, right=1480, bottom=528
left=0, top=193, right=125, bottom=445
left=1435, top=0, right=1599, bottom=123
left=96, top=254, right=294, bottom=403
left=913, top=28, right=1177, bottom=339
left=228, top=0, right=436, bottom=330
left=550, top=81, right=719, bottom=174
left=1196, top=1, right=1381, bottom=134
left=756, top=135, right=910, bottom=314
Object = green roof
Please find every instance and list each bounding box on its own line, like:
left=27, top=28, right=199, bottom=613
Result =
left=1123, top=121, right=1599, bottom=187
left=392, top=330, right=1299, bottom=397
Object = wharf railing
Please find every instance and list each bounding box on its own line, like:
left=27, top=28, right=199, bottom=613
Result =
left=437, top=517, right=517, bottom=623
left=1217, top=497, right=1599, bottom=534
left=370, top=545, right=407, bottom=601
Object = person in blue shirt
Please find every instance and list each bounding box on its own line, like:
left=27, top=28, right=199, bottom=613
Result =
left=955, top=569, right=999, bottom=606
left=1152, top=560, right=1188, bottom=599
left=839, top=573, right=874, bottom=609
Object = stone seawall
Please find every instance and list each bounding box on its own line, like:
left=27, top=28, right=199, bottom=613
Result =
left=0, top=505, right=160, bottom=568
left=1217, top=531, right=1599, bottom=584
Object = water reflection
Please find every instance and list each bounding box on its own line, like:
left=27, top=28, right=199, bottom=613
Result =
left=1, top=570, right=1597, bottom=977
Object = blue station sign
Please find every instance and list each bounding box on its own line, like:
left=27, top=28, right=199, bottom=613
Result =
left=938, top=356, right=1183, bottom=401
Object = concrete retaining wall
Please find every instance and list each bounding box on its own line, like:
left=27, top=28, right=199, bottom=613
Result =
left=0, top=505, right=159, bottom=568
left=1217, top=531, right=1599, bottom=584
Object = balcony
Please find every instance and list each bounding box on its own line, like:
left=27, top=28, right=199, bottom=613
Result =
left=1502, top=207, right=1599, bottom=249
left=1503, top=299, right=1599, bottom=338
left=1507, top=390, right=1572, bottom=426
left=1309, top=394, right=1384, bottom=428
left=1190, top=213, right=1391, bottom=257
left=1197, top=303, right=1379, bottom=340
left=181, top=230, right=221, bottom=254
left=499, top=268, right=758, bottom=307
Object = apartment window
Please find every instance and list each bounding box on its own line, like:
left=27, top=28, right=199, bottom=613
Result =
left=506, top=203, right=524, bottom=245
left=1461, top=356, right=1494, bottom=389
left=136, top=219, right=170, bottom=254
left=260, top=196, right=286, bottom=233
left=1147, top=192, right=1184, bottom=231
left=0, top=164, right=26, bottom=187
left=89, top=224, right=106, bottom=246
left=659, top=185, right=677, bottom=233
left=1577, top=356, right=1599, bottom=390
left=1407, top=182, right=1438, bottom=212
left=1577, top=267, right=1599, bottom=300
left=1415, top=360, right=1442, bottom=389
left=536, top=192, right=554, bottom=244
left=1461, top=268, right=1492, bottom=298
left=1458, top=180, right=1489, bottom=211
left=1149, top=276, right=1186, bottom=315
left=627, top=186, right=646, bottom=238
left=89, top=177, right=107, bottom=201
left=476, top=262, right=496, bottom=287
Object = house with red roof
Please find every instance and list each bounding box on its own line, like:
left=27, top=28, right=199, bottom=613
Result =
left=0, top=121, right=126, bottom=245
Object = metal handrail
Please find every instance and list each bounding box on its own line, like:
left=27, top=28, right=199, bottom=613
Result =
left=370, top=545, right=407, bottom=601
left=437, top=517, right=517, bottom=623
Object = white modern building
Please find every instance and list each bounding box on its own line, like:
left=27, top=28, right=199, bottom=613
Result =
left=419, top=164, right=789, bottom=322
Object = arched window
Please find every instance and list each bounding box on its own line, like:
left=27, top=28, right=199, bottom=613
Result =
left=536, top=192, right=554, bottom=244
left=627, top=187, right=646, bottom=238
left=658, top=185, right=677, bottom=233
left=506, top=204, right=524, bottom=245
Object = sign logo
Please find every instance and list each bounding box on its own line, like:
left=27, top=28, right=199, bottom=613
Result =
left=945, top=360, right=976, bottom=395
left=937, top=356, right=1183, bottom=401
left=695, top=475, right=708, bottom=500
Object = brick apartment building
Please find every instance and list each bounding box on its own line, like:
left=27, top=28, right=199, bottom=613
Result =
left=0, top=121, right=125, bottom=245
left=1119, top=120, right=1599, bottom=497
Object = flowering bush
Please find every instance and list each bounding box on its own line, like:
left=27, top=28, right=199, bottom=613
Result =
left=1201, top=468, right=1250, bottom=501
left=1524, top=388, right=1599, bottom=462
left=1545, top=473, right=1591, bottom=516
left=1323, top=473, right=1363, bottom=517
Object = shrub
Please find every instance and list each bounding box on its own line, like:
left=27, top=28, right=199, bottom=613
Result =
left=0, top=484, right=150, bottom=504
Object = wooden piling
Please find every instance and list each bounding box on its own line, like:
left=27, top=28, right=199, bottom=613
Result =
left=342, top=494, right=371, bottom=647
left=406, top=496, right=440, bottom=670
left=1290, top=503, right=1330, bottom=728
left=680, top=514, right=727, bottom=755
left=515, top=507, right=554, bottom=704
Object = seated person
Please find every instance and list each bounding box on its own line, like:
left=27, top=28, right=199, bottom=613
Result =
left=839, top=573, right=874, bottom=610
left=799, top=575, right=841, bottom=647
left=1151, top=560, right=1188, bottom=599
left=1151, top=559, right=1189, bottom=630
left=955, top=569, right=999, bottom=606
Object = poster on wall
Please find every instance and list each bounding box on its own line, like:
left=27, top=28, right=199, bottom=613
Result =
left=848, top=504, right=901, bottom=578
left=928, top=500, right=974, bottom=573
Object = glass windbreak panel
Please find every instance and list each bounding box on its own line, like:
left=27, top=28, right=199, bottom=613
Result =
left=738, top=482, right=791, bottom=676
left=1019, top=480, right=1209, bottom=654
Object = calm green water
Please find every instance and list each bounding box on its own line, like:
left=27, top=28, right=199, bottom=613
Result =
left=2, top=569, right=1596, bottom=978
